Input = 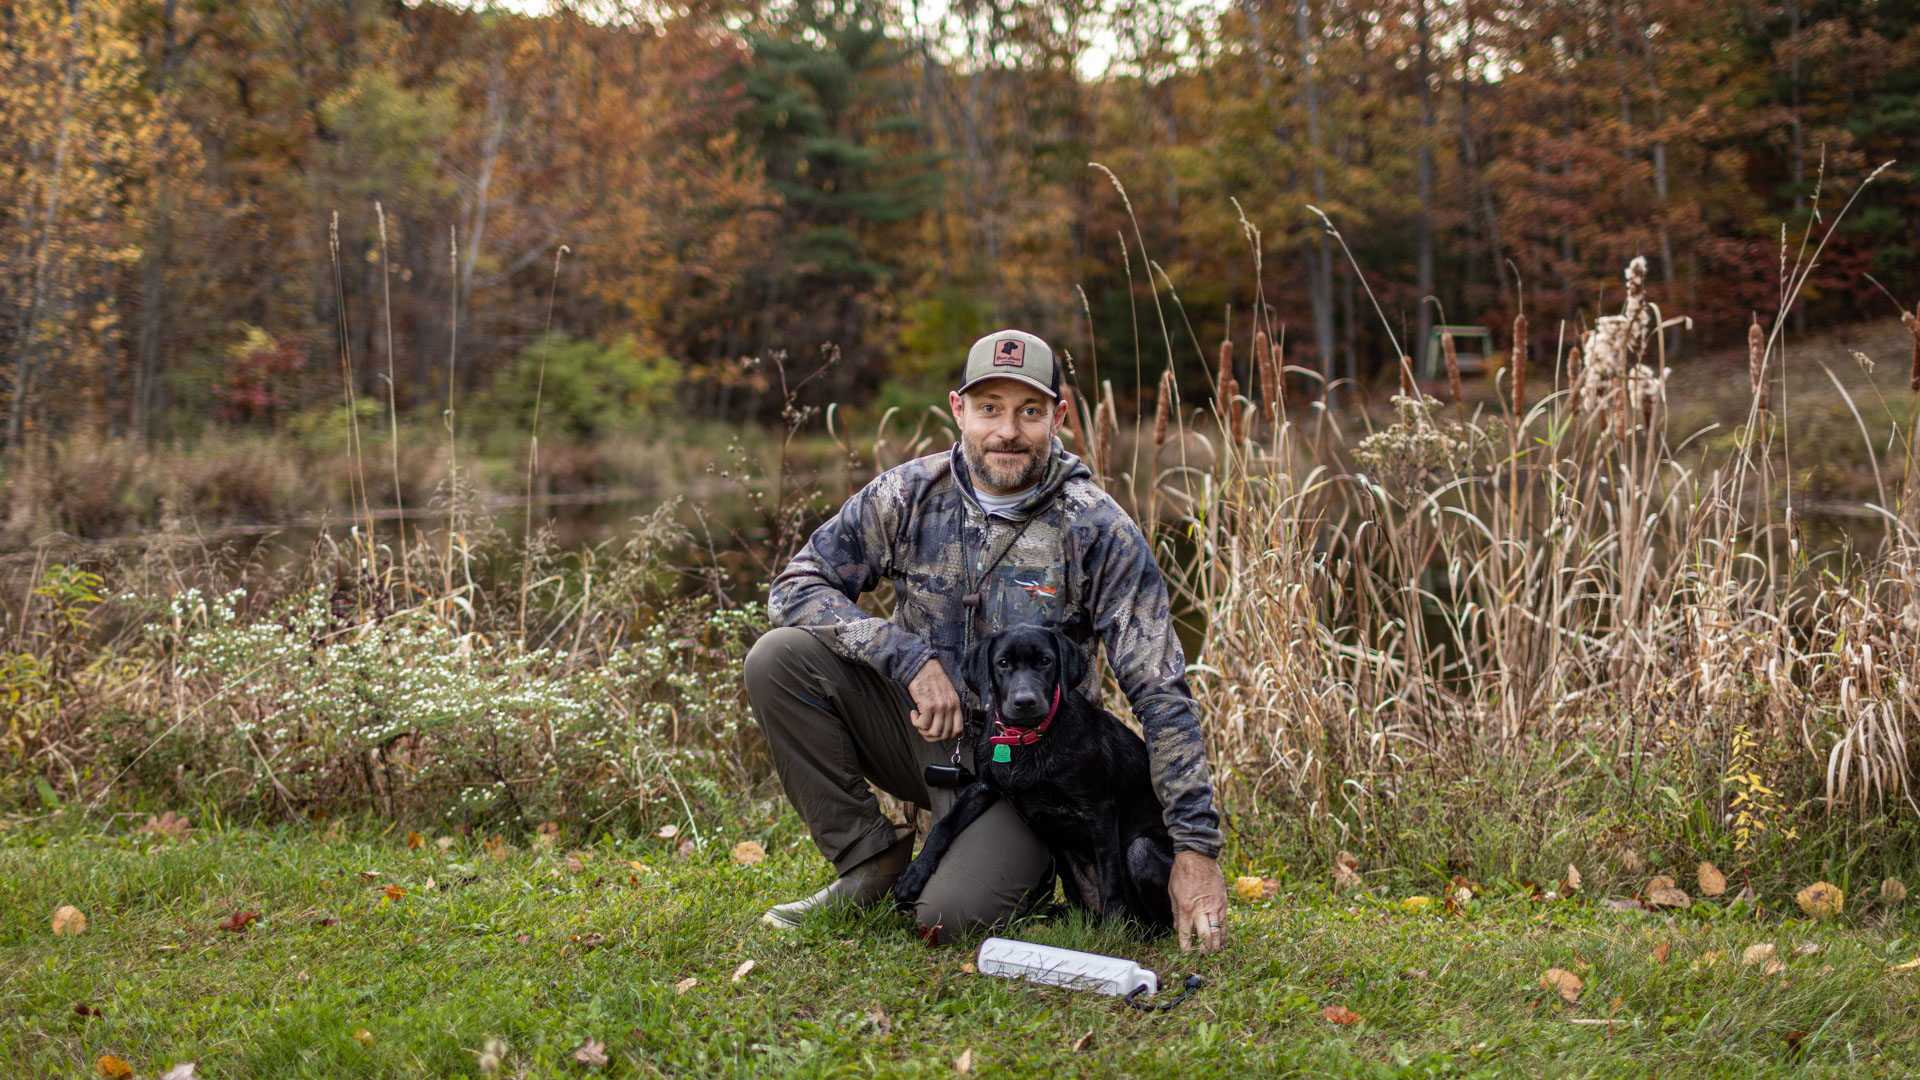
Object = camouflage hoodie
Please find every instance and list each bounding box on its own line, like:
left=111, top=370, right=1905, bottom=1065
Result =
left=767, top=438, right=1223, bottom=856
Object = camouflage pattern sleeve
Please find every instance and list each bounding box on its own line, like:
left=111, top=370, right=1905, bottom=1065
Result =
left=767, top=472, right=936, bottom=687
left=1086, top=514, right=1224, bottom=857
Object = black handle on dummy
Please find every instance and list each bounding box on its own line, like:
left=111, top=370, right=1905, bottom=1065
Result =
left=1125, top=975, right=1204, bottom=1012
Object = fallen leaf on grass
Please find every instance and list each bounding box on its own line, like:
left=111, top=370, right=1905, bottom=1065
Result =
left=357, top=870, right=381, bottom=881
left=573, top=932, right=606, bottom=949
left=1332, top=851, right=1363, bottom=890
left=1698, top=862, right=1727, bottom=897
left=1647, top=884, right=1691, bottom=910
left=1071, top=1030, right=1095, bottom=1052
left=1796, top=882, right=1843, bottom=920
left=1321, top=1004, right=1363, bottom=1025
left=656, top=824, right=679, bottom=839
left=566, top=855, right=587, bottom=874
left=95, top=1055, right=133, bottom=1079
left=513, top=933, right=532, bottom=946
left=1890, top=956, right=1920, bottom=972
left=1601, top=897, right=1645, bottom=913
left=675, top=977, right=698, bottom=994
left=484, top=836, right=511, bottom=862
left=159, top=1065, right=197, bottom=1080
left=51, top=905, right=87, bottom=936
left=75, top=1003, right=103, bottom=1018
left=1794, top=942, right=1825, bottom=957
left=1883, top=877, right=1908, bottom=905
left=1782, top=1030, right=1807, bottom=1057
left=353, top=1029, right=375, bottom=1048
left=143, top=811, right=192, bottom=841
left=1691, top=951, right=1724, bottom=973
left=533, top=822, right=560, bottom=850
left=675, top=839, right=697, bottom=860
left=405, top=831, right=423, bottom=850
left=1234, top=876, right=1280, bottom=900
left=1563, top=864, right=1582, bottom=894
left=382, top=885, right=406, bottom=901
left=960, top=962, right=976, bottom=975
left=953, top=1048, right=972, bottom=1074
left=216, top=909, right=259, bottom=933
left=1401, top=968, right=1429, bottom=981
left=572, top=1038, right=608, bottom=1067
left=1763, top=958, right=1785, bottom=977
left=732, top=960, right=756, bottom=983
left=1619, top=847, right=1645, bottom=875
left=866, top=1006, right=891, bottom=1034
left=1742, top=943, right=1777, bottom=967
left=732, top=841, right=767, bottom=866
left=1402, top=896, right=1432, bottom=912
left=1652, top=941, right=1672, bottom=965
left=1541, top=968, right=1583, bottom=1003
left=435, top=836, right=456, bottom=851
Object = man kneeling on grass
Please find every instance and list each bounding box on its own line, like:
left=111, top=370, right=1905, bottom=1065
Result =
left=745, top=328, right=1228, bottom=951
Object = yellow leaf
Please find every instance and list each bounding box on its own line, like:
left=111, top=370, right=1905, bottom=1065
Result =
left=405, top=831, right=423, bottom=850
left=731, top=841, right=767, bottom=866
left=353, top=1029, right=374, bottom=1048
left=674, top=977, right=698, bottom=994
left=51, top=905, right=87, bottom=936
left=1233, top=876, right=1279, bottom=900
left=953, top=1048, right=973, bottom=1074
left=1541, top=968, right=1582, bottom=1003
left=1795, top=882, right=1843, bottom=920
left=1697, top=862, right=1727, bottom=897
left=1402, top=896, right=1432, bottom=911
left=96, top=1055, right=133, bottom=1079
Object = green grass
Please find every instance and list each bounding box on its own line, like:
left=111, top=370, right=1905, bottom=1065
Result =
left=4, top=815, right=1920, bottom=1078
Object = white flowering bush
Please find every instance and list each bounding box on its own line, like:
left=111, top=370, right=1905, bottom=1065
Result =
left=122, top=582, right=762, bottom=828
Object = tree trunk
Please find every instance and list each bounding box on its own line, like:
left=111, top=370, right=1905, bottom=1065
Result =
left=1415, top=0, right=1436, bottom=376
left=1295, top=0, right=1336, bottom=397
left=10, top=0, right=83, bottom=450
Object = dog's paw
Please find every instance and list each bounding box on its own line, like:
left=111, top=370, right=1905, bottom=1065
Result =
left=892, top=860, right=933, bottom=906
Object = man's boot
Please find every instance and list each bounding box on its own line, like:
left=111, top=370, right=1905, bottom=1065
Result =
left=760, top=826, right=914, bottom=930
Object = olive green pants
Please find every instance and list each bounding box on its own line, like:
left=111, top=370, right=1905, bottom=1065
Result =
left=744, top=626, right=1053, bottom=940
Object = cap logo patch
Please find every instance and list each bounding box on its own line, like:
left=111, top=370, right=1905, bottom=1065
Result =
left=992, top=339, right=1026, bottom=367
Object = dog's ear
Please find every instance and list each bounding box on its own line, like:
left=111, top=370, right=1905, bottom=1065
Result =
left=962, top=636, right=995, bottom=707
left=1051, top=627, right=1088, bottom=690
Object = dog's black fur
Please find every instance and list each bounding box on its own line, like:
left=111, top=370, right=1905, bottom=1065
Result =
left=892, top=625, right=1175, bottom=930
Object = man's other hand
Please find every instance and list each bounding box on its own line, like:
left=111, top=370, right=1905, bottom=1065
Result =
left=907, top=659, right=964, bottom=742
left=1170, top=850, right=1228, bottom=954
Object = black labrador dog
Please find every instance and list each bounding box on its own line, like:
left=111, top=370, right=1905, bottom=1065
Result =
left=892, top=625, right=1175, bottom=930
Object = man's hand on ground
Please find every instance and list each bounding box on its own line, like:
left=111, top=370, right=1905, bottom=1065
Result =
left=1170, top=850, right=1228, bottom=954
left=907, top=659, right=964, bottom=742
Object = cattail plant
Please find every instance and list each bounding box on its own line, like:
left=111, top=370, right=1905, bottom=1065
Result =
left=1442, top=331, right=1462, bottom=404
left=1566, top=345, right=1583, bottom=414
left=1749, top=320, right=1769, bottom=412
left=1906, top=303, right=1920, bottom=394
left=1255, top=330, right=1280, bottom=418
left=1510, top=313, right=1528, bottom=417
left=1153, top=367, right=1173, bottom=450
left=1399, top=357, right=1416, bottom=398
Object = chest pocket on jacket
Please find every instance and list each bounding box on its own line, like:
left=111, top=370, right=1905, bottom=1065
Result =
left=984, top=560, right=1067, bottom=630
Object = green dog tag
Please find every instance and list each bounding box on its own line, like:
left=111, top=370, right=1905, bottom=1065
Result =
left=992, top=744, right=1012, bottom=763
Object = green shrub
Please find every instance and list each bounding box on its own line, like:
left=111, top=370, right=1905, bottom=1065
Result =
left=478, top=335, right=680, bottom=442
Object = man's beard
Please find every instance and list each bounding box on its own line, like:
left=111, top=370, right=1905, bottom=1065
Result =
left=961, top=434, right=1049, bottom=493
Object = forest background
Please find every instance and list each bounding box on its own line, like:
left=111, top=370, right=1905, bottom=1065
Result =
left=6, top=0, right=1916, bottom=463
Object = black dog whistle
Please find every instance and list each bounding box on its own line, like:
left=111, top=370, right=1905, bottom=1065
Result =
left=923, top=763, right=976, bottom=788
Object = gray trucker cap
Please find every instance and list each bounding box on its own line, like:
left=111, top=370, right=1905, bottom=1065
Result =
left=957, top=329, right=1060, bottom=400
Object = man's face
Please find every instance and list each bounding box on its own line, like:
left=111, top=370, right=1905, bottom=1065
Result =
left=948, top=379, right=1066, bottom=495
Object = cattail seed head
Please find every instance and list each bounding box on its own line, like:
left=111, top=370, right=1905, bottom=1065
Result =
left=1255, top=330, right=1279, bottom=417
left=1749, top=320, right=1769, bottom=412
left=1216, top=339, right=1234, bottom=410
left=1400, top=357, right=1415, bottom=398
left=1906, top=304, right=1920, bottom=394
left=1226, top=375, right=1243, bottom=444
left=1153, top=367, right=1173, bottom=448
left=1511, top=313, right=1528, bottom=417
left=1441, top=331, right=1462, bottom=404
left=1566, top=345, right=1583, bottom=415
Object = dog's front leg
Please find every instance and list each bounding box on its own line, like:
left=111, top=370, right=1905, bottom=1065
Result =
left=891, top=783, right=1000, bottom=906
left=1093, top=819, right=1131, bottom=922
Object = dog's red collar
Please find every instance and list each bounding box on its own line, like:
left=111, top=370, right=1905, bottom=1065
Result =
left=988, top=686, right=1061, bottom=747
